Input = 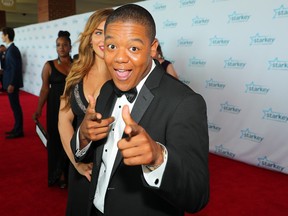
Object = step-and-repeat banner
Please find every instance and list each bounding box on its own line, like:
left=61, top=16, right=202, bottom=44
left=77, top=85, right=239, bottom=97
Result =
left=13, top=0, right=288, bottom=174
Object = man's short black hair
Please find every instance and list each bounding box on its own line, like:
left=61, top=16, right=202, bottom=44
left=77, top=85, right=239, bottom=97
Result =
left=1, top=27, right=15, bottom=41
left=104, top=4, right=156, bottom=43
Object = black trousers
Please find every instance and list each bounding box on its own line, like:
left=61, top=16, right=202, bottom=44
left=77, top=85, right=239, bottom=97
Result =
left=8, top=88, right=23, bottom=133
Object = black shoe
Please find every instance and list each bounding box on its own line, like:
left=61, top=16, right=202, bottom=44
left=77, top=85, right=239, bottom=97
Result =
left=6, top=132, right=24, bottom=139
left=5, top=130, right=15, bottom=135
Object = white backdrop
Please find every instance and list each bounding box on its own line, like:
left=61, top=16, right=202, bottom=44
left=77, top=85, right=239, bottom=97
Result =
left=13, top=0, right=288, bottom=174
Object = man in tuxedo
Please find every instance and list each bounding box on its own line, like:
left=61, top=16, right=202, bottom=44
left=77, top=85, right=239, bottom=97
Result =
left=71, top=4, right=209, bottom=216
left=1, top=27, right=24, bottom=138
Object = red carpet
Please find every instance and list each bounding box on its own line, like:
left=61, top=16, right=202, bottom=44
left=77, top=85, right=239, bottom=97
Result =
left=0, top=91, right=67, bottom=216
left=0, top=91, right=287, bottom=216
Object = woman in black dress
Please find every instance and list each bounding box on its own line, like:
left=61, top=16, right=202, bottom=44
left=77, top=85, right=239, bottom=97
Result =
left=33, top=31, right=72, bottom=187
left=58, top=9, right=114, bottom=216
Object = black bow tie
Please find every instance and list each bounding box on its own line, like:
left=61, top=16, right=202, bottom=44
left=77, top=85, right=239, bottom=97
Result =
left=114, top=85, right=138, bottom=103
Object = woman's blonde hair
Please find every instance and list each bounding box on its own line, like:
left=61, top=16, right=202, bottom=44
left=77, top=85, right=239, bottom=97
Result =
left=61, top=8, right=114, bottom=110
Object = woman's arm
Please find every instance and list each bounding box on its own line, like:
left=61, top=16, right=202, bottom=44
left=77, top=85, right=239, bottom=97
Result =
left=32, top=62, right=51, bottom=120
left=58, top=98, right=92, bottom=181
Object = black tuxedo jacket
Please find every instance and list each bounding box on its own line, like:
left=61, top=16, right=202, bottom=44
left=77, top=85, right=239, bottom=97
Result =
left=2, top=43, right=23, bottom=90
left=72, top=61, right=209, bottom=216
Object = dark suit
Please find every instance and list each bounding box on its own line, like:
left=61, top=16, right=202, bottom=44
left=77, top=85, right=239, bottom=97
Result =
left=72, top=61, right=209, bottom=216
left=3, top=43, right=24, bottom=133
left=0, top=48, right=5, bottom=90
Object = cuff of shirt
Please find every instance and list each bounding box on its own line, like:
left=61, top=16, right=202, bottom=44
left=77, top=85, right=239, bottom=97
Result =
left=142, top=143, right=168, bottom=188
left=75, top=127, right=92, bottom=158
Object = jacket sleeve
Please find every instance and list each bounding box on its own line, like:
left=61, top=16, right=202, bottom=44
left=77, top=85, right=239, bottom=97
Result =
left=157, top=93, right=210, bottom=213
left=7, top=47, right=22, bottom=87
left=70, top=128, right=93, bottom=162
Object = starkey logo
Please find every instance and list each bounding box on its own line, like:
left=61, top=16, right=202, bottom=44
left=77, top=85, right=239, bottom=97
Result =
left=258, top=156, right=285, bottom=172
left=163, top=19, right=178, bottom=28
left=224, top=57, right=246, bottom=69
left=240, top=129, right=264, bottom=143
left=27, top=78, right=33, bottom=87
left=152, top=2, right=166, bottom=11
left=262, top=108, right=288, bottom=123
left=208, top=122, right=221, bottom=132
left=30, top=70, right=37, bottom=80
left=41, top=35, right=47, bottom=40
left=250, top=33, right=275, bottom=46
left=273, top=5, right=288, bottom=18
left=188, top=57, right=206, bottom=67
left=209, top=35, right=230, bottom=46
left=220, top=101, right=241, bottom=114
left=268, top=58, right=288, bottom=70
left=192, top=16, right=210, bottom=26
left=205, top=78, right=225, bottom=90
left=177, top=37, right=193, bottom=47
left=228, top=11, right=251, bottom=23
left=245, top=82, right=270, bottom=95
left=72, top=19, right=78, bottom=24
left=179, top=0, right=196, bottom=7
left=61, top=21, right=68, bottom=26
left=215, top=145, right=235, bottom=158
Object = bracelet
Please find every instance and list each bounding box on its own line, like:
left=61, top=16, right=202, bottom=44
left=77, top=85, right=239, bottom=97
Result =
left=146, top=142, right=166, bottom=171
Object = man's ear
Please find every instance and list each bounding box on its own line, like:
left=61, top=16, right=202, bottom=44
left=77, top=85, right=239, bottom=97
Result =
left=150, top=39, right=159, bottom=58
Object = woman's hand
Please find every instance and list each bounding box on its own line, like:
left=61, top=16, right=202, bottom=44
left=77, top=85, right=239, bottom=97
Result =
left=32, top=111, right=41, bottom=121
left=74, top=162, right=93, bottom=182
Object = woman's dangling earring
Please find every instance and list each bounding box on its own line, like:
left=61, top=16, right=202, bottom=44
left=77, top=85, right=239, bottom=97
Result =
left=57, top=57, right=61, bottom=64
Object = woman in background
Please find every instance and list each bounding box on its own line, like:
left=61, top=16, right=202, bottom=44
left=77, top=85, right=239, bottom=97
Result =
left=58, top=8, right=114, bottom=216
left=33, top=30, right=72, bottom=188
left=152, top=40, right=178, bottom=79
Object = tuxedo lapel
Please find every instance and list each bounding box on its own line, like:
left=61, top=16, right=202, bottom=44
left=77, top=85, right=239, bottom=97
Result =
left=130, top=60, right=164, bottom=124
left=131, top=84, right=154, bottom=123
